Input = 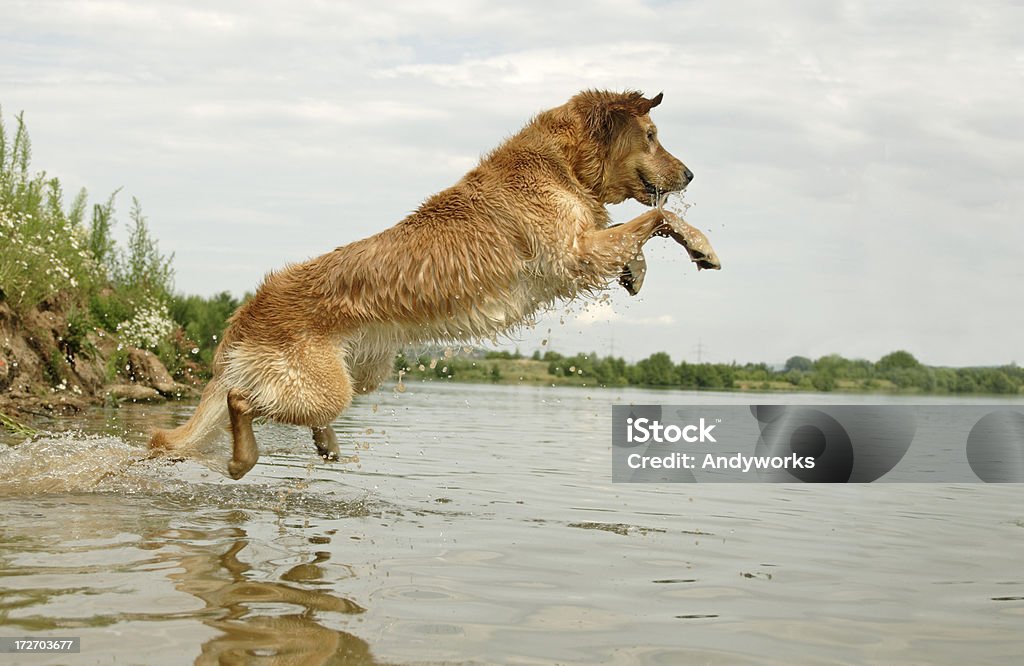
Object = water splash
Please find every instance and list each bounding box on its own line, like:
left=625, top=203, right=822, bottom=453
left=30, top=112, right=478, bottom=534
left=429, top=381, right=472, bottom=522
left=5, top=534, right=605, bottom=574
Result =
left=662, top=191, right=694, bottom=217
left=0, top=434, right=154, bottom=494
left=0, top=431, right=387, bottom=519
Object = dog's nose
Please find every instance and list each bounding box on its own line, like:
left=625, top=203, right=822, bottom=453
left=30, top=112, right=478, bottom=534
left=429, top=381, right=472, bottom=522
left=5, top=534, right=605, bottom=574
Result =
left=684, top=167, right=694, bottom=182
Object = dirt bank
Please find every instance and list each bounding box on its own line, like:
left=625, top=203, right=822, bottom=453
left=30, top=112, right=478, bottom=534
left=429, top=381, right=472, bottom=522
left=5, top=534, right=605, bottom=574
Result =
left=0, top=296, right=197, bottom=417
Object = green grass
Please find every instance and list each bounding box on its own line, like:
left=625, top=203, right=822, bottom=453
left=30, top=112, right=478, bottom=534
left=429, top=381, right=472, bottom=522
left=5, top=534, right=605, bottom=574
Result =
left=1, top=411, right=39, bottom=438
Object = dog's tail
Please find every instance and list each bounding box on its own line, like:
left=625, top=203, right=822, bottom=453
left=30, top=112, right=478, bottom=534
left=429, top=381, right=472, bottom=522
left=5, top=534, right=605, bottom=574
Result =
left=149, top=376, right=231, bottom=453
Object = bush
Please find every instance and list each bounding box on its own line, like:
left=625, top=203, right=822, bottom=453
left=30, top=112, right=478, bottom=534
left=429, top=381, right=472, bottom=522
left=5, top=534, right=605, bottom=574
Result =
left=0, top=109, right=175, bottom=359
left=62, top=306, right=97, bottom=360
left=169, top=291, right=239, bottom=367
left=485, top=349, right=522, bottom=360
left=0, top=111, right=101, bottom=313
left=877, top=350, right=921, bottom=372
left=784, top=355, right=813, bottom=372
left=114, top=198, right=174, bottom=304
left=811, top=373, right=835, bottom=392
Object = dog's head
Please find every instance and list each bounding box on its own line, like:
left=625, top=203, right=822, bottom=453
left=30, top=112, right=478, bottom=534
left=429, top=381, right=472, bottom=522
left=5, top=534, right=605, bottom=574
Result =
left=570, top=90, right=692, bottom=206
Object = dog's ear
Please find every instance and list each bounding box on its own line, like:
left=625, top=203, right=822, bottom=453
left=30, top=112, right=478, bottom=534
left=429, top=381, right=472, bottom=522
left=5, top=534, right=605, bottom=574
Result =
left=628, top=93, right=663, bottom=116
left=642, top=92, right=664, bottom=113
left=611, top=91, right=663, bottom=117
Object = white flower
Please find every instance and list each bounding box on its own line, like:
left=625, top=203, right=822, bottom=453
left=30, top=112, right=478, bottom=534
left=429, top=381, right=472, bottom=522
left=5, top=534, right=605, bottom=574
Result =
left=117, top=297, right=176, bottom=350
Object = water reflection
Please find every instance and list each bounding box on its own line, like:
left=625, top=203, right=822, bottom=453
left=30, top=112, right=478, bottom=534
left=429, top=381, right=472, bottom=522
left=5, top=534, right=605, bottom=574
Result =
left=154, top=524, right=388, bottom=665
left=0, top=490, right=390, bottom=665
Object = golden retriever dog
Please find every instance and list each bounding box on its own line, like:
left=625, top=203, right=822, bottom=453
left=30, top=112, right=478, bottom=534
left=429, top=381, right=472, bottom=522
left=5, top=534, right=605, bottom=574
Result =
left=150, top=89, right=720, bottom=479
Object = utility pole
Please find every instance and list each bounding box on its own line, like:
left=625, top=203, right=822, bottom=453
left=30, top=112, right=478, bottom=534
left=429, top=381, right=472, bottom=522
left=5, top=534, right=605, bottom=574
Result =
left=692, top=338, right=707, bottom=364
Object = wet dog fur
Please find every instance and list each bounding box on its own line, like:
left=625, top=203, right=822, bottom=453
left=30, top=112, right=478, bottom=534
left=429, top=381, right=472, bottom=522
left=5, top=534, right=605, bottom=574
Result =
left=150, top=89, right=699, bottom=479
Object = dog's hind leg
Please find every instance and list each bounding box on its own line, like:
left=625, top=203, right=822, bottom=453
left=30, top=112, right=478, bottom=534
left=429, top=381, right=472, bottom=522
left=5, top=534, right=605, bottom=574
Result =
left=305, top=350, right=391, bottom=463
left=349, top=353, right=395, bottom=395
left=223, top=337, right=358, bottom=474
left=227, top=388, right=260, bottom=479
left=312, top=426, right=340, bottom=461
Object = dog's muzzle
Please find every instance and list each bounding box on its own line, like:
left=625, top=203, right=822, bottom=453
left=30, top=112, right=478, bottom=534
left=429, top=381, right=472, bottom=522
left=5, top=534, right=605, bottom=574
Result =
left=641, top=169, right=693, bottom=200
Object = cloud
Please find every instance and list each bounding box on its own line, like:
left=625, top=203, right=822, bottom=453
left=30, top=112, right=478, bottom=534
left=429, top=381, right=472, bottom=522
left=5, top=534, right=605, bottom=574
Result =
left=574, top=301, right=621, bottom=326
left=381, top=42, right=682, bottom=89
left=574, top=300, right=675, bottom=327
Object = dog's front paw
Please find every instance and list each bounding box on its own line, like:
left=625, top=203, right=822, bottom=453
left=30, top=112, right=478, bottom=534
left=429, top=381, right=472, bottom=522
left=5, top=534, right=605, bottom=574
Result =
left=619, top=250, right=647, bottom=295
left=658, top=213, right=722, bottom=271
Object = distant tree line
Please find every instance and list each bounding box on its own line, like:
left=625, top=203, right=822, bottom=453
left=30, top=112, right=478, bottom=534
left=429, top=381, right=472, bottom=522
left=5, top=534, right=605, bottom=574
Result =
left=395, top=347, right=1022, bottom=395
left=766, top=350, right=1023, bottom=394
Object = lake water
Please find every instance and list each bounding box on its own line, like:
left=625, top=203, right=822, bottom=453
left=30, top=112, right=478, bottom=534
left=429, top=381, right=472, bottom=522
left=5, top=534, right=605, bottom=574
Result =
left=1, top=382, right=1023, bottom=665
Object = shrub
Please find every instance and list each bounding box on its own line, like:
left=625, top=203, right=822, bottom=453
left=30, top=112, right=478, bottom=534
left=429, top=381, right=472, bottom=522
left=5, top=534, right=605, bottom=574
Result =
left=0, top=111, right=101, bottom=313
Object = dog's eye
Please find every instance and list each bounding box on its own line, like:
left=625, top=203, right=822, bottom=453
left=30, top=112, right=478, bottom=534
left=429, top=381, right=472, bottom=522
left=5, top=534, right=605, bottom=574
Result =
left=646, top=128, right=656, bottom=141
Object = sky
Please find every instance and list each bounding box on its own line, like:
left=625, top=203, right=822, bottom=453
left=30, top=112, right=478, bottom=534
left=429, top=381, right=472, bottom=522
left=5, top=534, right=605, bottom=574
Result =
left=2, top=0, right=1021, bottom=367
